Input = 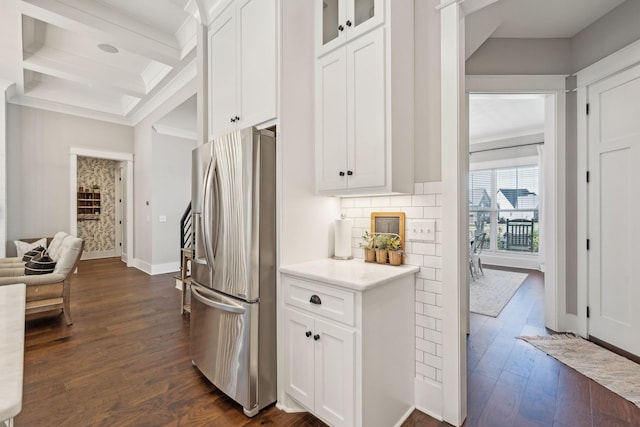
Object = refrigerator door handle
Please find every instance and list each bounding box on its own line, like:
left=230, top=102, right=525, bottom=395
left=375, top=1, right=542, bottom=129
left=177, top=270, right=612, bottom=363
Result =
left=202, top=157, right=215, bottom=268
left=191, top=286, right=246, bottom=314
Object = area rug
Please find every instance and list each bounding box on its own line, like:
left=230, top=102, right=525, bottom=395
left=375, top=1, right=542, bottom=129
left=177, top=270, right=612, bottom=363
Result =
left=519, top=334, right=640, bottom=408
left=469, top=268, right=528, bottom=317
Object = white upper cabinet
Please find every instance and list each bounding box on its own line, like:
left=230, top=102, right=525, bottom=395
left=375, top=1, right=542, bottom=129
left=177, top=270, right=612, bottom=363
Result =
left=209, top=0, right=277, bottom=140
left=315, top=1, right=414, bottom=196
left=316, top=0, right=384, bottom=57
left=315, top=28, right=385, bottom=192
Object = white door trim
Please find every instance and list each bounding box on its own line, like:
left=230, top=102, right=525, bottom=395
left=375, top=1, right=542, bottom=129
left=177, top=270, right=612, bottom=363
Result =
left=441, top=2, right=466, bottom=425
left=465, top=75, right=567, bottom=333
left=69, top=147, right=134, bottom=266
left=575, top=38, right=640, bottom=338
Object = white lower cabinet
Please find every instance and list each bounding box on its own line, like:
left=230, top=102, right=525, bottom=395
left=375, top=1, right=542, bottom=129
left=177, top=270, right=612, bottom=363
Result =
left=284, top=308, right=355, bottom=427
left=281, top=270, right=414, bottom=427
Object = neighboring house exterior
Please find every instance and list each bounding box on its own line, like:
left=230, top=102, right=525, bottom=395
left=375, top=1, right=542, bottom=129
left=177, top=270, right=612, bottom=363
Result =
left=496, top=188, right=539, bottom=221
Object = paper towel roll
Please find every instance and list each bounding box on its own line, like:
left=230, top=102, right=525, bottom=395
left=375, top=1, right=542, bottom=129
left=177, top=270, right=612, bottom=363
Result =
left=334, top=217, right=353, bottom=260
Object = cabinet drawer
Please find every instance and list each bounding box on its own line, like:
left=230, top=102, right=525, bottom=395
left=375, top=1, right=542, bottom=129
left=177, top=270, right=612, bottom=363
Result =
left=283, top=276, right=355, bottom=326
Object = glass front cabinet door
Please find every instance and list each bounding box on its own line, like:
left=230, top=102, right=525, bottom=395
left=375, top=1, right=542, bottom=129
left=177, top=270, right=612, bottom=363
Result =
left=315, top=0, right=383, bottom=56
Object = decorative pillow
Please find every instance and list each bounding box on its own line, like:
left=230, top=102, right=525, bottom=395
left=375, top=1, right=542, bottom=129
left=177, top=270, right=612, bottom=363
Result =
left=22, top=245, right=46, bottom=262
left=15, top=238, right=48, bottom=258
left=25, top=252, right=56, bottom=275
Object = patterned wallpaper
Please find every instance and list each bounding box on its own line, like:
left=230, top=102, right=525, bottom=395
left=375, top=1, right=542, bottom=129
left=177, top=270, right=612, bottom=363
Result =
left=77, top=156, right=116, bottom=253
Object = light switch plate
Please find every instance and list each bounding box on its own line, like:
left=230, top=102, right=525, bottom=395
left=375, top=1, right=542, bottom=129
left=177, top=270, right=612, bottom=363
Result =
left=406, top=220, right=436, bottom=242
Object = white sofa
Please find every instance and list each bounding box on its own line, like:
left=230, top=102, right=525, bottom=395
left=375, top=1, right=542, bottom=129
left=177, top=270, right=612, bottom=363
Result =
left=0, top=232, right=84, bottom=325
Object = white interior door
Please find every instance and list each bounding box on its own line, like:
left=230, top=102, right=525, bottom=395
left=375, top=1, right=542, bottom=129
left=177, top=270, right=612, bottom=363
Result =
left=588, top=63, right=640, bottom=356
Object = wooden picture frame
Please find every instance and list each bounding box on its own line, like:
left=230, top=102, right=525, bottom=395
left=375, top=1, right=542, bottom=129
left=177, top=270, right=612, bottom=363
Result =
left=371, top=212, right=405, bottom=250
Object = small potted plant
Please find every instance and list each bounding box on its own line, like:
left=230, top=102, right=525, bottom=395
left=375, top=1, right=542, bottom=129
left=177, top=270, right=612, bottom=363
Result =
left=374, top=234, right=389, bottom=264
left=387, top=235, right=403, bottom=266
left=92, top=184, right=100, bottom=193
left=360, top=231, right=376, bottom=262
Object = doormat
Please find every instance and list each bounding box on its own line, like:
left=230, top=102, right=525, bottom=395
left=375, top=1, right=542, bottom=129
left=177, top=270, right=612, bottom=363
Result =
left=470, top=268, right=528, bottom=317
left=518, top=334, right=640, bottom=409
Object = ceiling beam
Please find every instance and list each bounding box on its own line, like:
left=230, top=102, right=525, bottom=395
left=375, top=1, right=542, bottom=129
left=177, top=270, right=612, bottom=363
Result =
left=21, top=0, right=183, bottom=66
left=23, top=47, right=148, bottom=98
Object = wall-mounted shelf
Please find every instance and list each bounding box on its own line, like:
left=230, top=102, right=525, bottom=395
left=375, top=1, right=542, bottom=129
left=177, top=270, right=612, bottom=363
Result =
left=77, top=190, right=101, bottom=219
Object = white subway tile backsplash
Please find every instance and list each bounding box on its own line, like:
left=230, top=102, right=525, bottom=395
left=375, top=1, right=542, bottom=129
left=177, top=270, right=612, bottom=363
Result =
left=389, top=195, right=412, bottom=207
left=412, top=194, right=436, bottom=207
left=342, top=207, right=364, bottom=218
left=423, top=255, right=443, bottom=269
left=354, top=197, right=372, bottom=208
left=341, top=181, right=443, bottom=384
left=417, top=338, right=436, bottom=354
left=413, top=242, right=436, bottom=256
left=423, top=352, right=443, bottom=369
left=423, top=206, right=442, bottom=219
left=423, top=327, right=442, bottom=344
left=416, top=313, right=436, bottom=330
left=402, top=207, right=425, bottom=219
left=416, top=362, right=437, bottom=380
left=341, top=198, right=355, bottom=208
left=371, top=196, right=391, bottom=206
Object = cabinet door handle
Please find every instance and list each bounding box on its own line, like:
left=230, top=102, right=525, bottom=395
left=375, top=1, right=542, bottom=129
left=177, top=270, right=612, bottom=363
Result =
left=346, top=20, right=352, bottom=27
left=313, top=334, right=320, bottom=341
left=310, top=294, right=322, bottom=305
left=338, top=24, right=344, bottom=32
left=347, top=170, right=353, bottom=176
left=339, top=171, right=345, bottom=177
left=234, top=115, right=240, bottom=121
left=305, top=331, right=312, bottom=338
left=230, top=117, right=235, bottom=123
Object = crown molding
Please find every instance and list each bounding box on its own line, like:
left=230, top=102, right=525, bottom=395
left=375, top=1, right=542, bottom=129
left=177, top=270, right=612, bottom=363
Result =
left=152, top=123, right=197, bottom=141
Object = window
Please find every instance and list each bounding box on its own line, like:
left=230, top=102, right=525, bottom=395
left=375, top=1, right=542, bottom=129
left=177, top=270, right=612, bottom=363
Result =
left=469, top=166, right=539, bottom=253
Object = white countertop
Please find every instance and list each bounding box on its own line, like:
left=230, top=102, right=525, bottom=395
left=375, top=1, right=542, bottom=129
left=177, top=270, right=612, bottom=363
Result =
left=0, top=283, right=26, bottom=423
left=280, top=258, right=419, bottom=291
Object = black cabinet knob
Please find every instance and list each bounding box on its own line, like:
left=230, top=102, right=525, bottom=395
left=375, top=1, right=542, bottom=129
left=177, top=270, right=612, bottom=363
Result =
left=305, top=331, right=312, bottom=338
left=230, top=117, right=235, bottom=123
left=310, top=294, right=322, bottom=305
left=313, top=334, right=320, bottom=341
left=347, top=170, right=353, bottom=176
left=346, top=20, right=352, bottom=27
left=339, top=171, right=345, bottom=177
left=234, top=115, right=240, bottom=121
left=338, top=24, right=344, bottom=32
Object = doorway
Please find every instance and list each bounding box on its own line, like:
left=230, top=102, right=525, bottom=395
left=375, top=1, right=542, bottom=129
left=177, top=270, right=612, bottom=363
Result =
left=69, top=147, right=134, bottom=266
left=466, top=76, right=567, bottom=334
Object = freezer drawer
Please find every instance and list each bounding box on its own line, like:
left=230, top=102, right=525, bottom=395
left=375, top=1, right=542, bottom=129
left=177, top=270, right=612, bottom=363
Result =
left=190, top=284, right=258, bottom=413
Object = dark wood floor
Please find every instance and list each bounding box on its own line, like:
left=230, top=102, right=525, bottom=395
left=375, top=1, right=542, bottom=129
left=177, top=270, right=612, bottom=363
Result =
left=16, top=257, right=444, bottom=427
left=465, top=267, right=640, bottom=427
left=18, top=259, right=638, bottom=426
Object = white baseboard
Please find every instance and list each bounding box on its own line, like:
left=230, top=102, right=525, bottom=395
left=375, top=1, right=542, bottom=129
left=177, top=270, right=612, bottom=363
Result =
left=151, top=262, right=179, bottom=275
left=131, top=259, right=180, bottom=275
left=81, top=250, right=117, bottom=260
left=393, top=406, right=416, bottom=427
left=415, top=377, right=443, bottom=421
left=132, top=258, right=152, bottom=275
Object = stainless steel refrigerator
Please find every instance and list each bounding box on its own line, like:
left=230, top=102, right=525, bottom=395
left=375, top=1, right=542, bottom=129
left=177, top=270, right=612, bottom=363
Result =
left=189, top=127, right=276, bottom=417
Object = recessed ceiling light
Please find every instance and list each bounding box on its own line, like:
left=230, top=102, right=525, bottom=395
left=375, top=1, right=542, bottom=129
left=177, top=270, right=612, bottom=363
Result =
left=98, top=43, right=118, bottom=54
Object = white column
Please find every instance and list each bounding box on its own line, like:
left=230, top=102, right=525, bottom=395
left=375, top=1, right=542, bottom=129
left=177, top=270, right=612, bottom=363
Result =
left=439, top=1, right=467, bottom=425
left=0, top=81, right=14, bottom=258
left=197, top=23, right=209, bottom=145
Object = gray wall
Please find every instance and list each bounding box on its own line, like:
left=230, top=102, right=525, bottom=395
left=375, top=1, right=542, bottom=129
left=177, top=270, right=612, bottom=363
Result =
left=133, top=78, right=196, bottom=272
left=465, top=1, right=640, bottom=317
left=151, top=132, right=196, bottom=266
left=6, top=105, right=133, bottom=252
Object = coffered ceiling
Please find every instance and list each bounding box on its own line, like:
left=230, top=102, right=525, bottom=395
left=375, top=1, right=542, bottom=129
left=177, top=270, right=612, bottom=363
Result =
left=0, top=0, right=227, bottom=125
left=0, top=0, right=631, bottom=127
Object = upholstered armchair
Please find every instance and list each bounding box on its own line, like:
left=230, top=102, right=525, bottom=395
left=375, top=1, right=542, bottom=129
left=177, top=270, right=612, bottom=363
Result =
left=0, top=233, right=84, bottom=325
